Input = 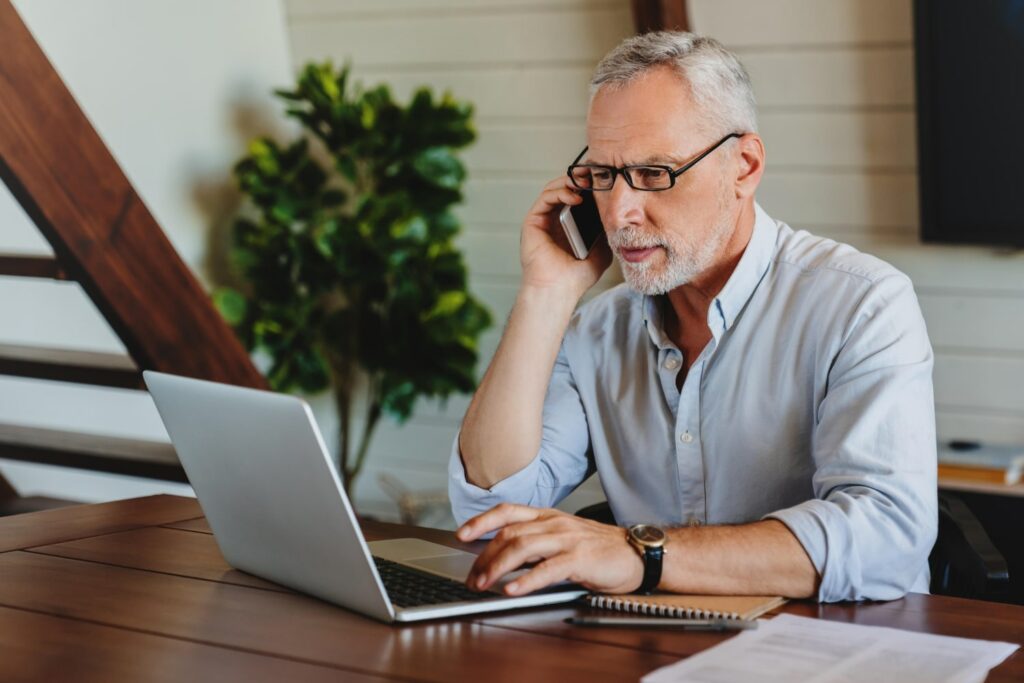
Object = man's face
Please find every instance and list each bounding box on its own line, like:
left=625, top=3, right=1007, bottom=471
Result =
left=585, top=66, right=739, bottom=294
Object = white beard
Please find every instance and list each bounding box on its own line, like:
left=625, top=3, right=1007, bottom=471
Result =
left=609, top=212, right=733, bottom=295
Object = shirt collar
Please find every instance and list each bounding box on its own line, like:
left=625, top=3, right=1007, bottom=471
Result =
left=712, top=202, right=778, bottom=332
left=642, top=293, right=673, bottom=350
left=642, top=202, right=778, bottom=345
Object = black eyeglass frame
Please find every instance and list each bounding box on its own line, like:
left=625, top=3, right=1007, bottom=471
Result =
left=566, top=132, right=744, bottom=192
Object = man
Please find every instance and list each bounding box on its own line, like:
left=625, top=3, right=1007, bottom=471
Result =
left=448, top=31, right=937, bottom=602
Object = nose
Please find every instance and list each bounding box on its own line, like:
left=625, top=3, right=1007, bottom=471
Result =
left=598, top=175, right=645, bottom=233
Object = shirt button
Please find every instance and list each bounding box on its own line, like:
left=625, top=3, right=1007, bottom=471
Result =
left=664, top=357, right=680, bottom=370
left=680, top=431, right=693, bottom=443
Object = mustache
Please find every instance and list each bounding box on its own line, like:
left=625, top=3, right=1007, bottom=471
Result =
left=607, top=227, right=665, bottom=251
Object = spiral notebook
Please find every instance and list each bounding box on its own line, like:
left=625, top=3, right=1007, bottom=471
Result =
left=587, top=593, right=786, bottom=620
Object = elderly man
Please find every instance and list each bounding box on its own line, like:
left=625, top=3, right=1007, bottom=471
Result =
left=449, top=31, right=937, bottom=602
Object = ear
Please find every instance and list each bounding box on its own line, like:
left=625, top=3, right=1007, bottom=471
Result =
left=733, top=133, right=765, bottom=199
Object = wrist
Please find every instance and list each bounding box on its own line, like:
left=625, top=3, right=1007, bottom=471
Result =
left=625, top=538, right=646, bottom=592
left=519, top=276, right=587, bottom=296
left=515, top=282, right=584, bottom=316
left=627, top=524, right=667, bottom=594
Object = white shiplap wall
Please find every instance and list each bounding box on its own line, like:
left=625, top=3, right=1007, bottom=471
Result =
left=283, top=0, right=634, bottom=517
left=283, top=0, right=1024, bottom=521
left=688, top=0, right=1024, bottom=444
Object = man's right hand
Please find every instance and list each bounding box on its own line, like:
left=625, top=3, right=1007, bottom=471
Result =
left=520, top=177, right=612, bottom=298
left=457, top=178, right=612, bottom=489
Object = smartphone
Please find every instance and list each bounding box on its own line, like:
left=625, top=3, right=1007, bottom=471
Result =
left=558, top=191, right=604, bottom=260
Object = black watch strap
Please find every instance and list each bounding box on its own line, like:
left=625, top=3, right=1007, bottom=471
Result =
left=635, top=545, right=664, bottom=594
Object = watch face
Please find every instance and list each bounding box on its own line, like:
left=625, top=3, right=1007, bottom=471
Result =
left=630, top=524, right=666, bottom=546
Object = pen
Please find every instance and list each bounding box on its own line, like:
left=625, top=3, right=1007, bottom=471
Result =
left=564, top=616, right=758, bottom=631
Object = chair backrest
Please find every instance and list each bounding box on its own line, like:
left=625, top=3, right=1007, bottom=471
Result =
left=929, top=492, right=1010, bottom=600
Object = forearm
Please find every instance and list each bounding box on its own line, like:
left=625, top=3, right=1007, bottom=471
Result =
left=659, top=520, right=819, bottom=599
left=459, top=285, right=580, bottom=488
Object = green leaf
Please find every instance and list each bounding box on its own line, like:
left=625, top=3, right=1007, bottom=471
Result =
left=248, top=139, right=279, bottom=175
left=411, top=147, right=465, bottom=189
left=422, top=290, right=466, bottom=321
left=317, top=66, right=341, bottom=102
left=335, top=154, right=358, bottom=184
left=360, top=101, right=376, bottom=129
left=228, top=246, right=259, bottom=271
left=212, top=288, right=248, bottom=326
left=389, top=215, right=428, bottom=241
left=311, top=220, right=338, bottom=258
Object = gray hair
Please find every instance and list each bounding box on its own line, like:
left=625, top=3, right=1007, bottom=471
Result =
left=590, top=31, right=758, bottom=135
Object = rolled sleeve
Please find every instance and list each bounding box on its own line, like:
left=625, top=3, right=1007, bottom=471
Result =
left=447, top=433, right=544, bottom=526
left=766, top=274, right=937, bottom=602
left=448, top=345, right=594, bottom=527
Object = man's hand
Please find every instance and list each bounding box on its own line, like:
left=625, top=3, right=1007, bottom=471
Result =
left=456, top=503, right=644, bottom=596
left=520, top=177, right=612, bottom=297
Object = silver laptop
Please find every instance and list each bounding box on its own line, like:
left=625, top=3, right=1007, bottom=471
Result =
left=143, top=371, right=586, bottom=622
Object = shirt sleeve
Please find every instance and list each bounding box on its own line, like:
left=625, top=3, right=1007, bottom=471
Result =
left=448, top=344, right=594, bottom=528
left=764, top=273, right=938, bottom=602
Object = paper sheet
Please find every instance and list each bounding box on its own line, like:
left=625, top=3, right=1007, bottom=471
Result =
left=642, top=614, right=1019, bottom=683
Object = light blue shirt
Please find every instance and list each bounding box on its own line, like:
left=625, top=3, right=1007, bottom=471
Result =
left=449, top=204, right=937, bottom=602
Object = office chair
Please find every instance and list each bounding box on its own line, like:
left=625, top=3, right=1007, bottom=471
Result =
left=575, top=491, right=1010, bottom=601
left=929, top=492, right=1010, bottom=600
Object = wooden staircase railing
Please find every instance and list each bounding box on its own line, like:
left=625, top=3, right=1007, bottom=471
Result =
left=0, top=0, right=266, bottom=512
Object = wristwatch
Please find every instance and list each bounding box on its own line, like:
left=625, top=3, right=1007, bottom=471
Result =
left=626, top=524, right=667, bottom=594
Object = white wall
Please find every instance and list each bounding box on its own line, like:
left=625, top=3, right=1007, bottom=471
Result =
left=280, top=0, right=635, bottom=521
left=687, top=0, right=1024, bottom=443
left=0, top=0, right=294, bottom=502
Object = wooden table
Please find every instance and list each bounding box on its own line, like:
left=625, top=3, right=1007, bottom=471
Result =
left=0, top=495, right=1021, bottom=682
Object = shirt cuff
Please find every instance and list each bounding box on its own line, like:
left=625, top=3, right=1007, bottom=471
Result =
left=763, top=499, right=851, bottom=602
left=447, top=431, right=542, bottom=530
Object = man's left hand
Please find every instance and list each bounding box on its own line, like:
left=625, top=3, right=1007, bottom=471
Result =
left=455, top=503, right=644, bottom=596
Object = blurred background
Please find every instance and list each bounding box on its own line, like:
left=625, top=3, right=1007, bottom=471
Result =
left=1, top=0, right=1022, bottom=529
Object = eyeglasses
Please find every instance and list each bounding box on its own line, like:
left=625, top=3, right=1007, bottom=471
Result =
left=566, top=132, right=743, bottom=192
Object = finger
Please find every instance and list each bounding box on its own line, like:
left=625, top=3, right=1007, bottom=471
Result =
left=471, top=533, right=567, bottom=591
left=456, top=503, right=549, bottom=542
left=504, top=556, right=574, bottom=596
left=466, top=517, right=564, bottom=583
left=526, top=184, right=582, bottom=219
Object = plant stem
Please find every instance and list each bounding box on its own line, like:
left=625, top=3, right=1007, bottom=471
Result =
left=347, top=381, right=383, bottom=498
left=331, top=356, right=354, bottom=488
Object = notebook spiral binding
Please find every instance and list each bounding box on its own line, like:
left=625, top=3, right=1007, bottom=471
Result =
left=587, top=595, right=741, bottom=620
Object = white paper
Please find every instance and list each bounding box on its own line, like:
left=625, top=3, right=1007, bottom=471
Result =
left=642, top=614, right=1019, bottom=683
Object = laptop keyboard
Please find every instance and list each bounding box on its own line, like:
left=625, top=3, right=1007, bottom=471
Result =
left=372, top=556, right=497, bottom=608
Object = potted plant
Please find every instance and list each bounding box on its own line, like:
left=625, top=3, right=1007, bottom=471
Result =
left=213, top=63, right=491, bottom=498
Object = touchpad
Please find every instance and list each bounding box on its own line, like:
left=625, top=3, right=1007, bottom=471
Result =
left=368, top=537, right=529, bottom=586
left=368, top=538, right=469, bottom=562
left=405, top=553, right=478, bottom=582
left=369, top=538, right=479, bottom=582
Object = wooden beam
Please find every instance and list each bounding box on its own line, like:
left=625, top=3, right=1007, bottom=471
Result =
left=631, top=0, right=691, bottom=34
left=0, top=423, right=185, bottom=482
left=0, top=254, right=68, bottom=280
left=0, top=344, right=142, bottom=389
left=0, top=469, right=17, bottom=502
left=0, top=0, right=266, bottom=389
left=0, top=496, right=78, bottom=517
